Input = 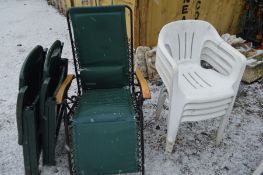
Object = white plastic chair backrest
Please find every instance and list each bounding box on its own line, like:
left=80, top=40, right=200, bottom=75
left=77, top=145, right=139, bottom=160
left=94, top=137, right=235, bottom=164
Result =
left=158, top=20, right=217, bottom=63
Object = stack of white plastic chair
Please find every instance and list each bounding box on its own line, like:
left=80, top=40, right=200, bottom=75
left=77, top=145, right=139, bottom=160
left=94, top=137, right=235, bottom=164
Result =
left=155, top=20, right=246, bottom=153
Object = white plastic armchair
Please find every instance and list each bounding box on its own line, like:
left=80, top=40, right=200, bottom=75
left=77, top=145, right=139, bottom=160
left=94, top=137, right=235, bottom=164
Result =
left=155, top=20, right=246, bottom=153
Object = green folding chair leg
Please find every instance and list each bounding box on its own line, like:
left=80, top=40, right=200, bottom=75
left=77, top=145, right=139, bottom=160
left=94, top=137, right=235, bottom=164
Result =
left=22, top=99, right=41, bottom=175
left=42, top=98, right=57, bottom=165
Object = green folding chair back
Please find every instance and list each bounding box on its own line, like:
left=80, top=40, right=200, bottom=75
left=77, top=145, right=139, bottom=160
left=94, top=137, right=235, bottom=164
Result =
left=68, top=6, right=140, bottom=175
left=16, top=45, right=46, bottom=175
left=69, top=6, right=129, bottom=90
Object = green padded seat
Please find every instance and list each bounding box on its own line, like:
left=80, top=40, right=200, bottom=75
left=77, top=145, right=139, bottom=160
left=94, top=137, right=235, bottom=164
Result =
left=74, top=88, right=135, bottom=123
left=72, top=88, right=139, bottom=175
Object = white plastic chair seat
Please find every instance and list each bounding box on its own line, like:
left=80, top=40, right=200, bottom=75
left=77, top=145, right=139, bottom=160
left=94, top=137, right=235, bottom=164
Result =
left=155, top=20, right=246, bottom=153
left=178, top=64, right=234, bottom=100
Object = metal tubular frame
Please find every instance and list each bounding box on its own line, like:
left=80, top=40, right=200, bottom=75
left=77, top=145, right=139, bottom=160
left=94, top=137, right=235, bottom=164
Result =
left=65, top=5, right=145, bottom=175
left=67, top=13, right=82, bottom=96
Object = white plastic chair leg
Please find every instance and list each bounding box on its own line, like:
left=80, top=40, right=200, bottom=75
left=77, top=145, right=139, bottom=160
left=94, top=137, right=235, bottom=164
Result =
left=253, top=160, right=263, bottom=175
left=216, top=103, right=234, bottom=144
left=165, top=140, right=175, bottom=154
left=216, top=114, right=229, bottom=145
left=156, top=85, right=168, bottom=121
left=165, top=100, right=184, bottom=153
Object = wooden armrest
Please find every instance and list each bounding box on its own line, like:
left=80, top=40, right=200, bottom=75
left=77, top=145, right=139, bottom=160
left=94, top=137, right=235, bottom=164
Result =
left=55, top=74, right=74, bottom=104
left=135, top=68, right=151, bottom=99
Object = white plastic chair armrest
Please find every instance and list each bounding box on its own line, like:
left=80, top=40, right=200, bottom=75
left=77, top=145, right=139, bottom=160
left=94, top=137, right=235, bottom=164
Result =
left=156, top=43, right=179, bottom=95
left=203, top=34, right=246, bottom=81
left=217, top=41, right=247, bottom=80
left=158, top=43, right=178, bottom=73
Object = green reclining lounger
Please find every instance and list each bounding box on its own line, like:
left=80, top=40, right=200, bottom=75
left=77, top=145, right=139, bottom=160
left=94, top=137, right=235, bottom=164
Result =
left=67, top=5, right=150, bottom=175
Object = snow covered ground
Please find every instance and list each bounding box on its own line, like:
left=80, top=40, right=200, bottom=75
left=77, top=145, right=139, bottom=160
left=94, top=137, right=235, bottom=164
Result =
left=0, top=0, right=262, bottom=175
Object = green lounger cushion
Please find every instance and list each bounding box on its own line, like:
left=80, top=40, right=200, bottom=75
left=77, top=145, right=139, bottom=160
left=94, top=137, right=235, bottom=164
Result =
left=69, top=6, right=129, bottom=90
left=72, top=88, right=139, bottom=174
left=74, top=88, right=135, bottom=123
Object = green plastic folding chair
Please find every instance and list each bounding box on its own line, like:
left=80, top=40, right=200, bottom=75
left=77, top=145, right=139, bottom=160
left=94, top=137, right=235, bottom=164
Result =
left=17, top=41, right=73, bottom=174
